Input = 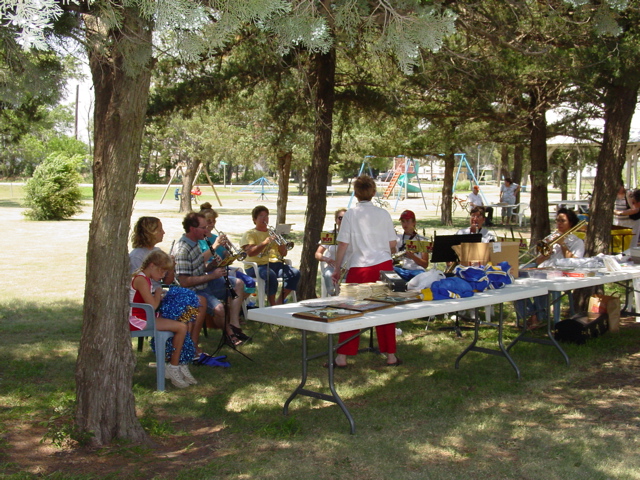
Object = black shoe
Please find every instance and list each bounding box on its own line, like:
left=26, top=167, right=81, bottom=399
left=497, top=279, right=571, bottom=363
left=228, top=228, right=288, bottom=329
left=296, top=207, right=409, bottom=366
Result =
left=231, top=325, right=251, bottom=342
left=225, top=333, right=245, bottom=348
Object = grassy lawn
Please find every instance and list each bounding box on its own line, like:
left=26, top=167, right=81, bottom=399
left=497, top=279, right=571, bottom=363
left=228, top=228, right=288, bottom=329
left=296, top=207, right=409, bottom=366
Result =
left=1, top=182, right=638, bottom=479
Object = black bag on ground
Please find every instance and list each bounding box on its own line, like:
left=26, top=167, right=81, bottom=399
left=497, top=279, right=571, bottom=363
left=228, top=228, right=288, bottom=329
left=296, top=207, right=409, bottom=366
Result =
left=553, top=313, right=609, bottom=345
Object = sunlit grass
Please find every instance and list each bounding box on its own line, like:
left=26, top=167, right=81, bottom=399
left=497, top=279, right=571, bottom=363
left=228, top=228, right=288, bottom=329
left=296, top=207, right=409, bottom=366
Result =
left=1, top=183, right=639, bottom=479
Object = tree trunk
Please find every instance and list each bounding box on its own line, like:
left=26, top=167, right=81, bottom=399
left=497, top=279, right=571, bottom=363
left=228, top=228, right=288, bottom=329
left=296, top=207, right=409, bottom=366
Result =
left=513, top=144, right=524, bottom=187
left=528, top=91, right=550, bottom=246
left=500, top=144, right=509, bottom=182
left=75, top=6, right=152, bottom=446
left=180, top=158, right=200, bottom=213
left=440, top=151, right=455, bottom=226
left=276, top=150, right=292, bottom=224
left=513, top=144, right=524, bottom=203
left=298, top=47, right=336, bottom=300
left=559, top=166, right=568, bottom=201
left=585, top=81, right=639, bottom=256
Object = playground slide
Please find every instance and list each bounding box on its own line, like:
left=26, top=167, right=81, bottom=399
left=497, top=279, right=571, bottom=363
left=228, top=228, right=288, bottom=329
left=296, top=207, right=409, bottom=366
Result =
left=397, top=174, right=421, bottom=193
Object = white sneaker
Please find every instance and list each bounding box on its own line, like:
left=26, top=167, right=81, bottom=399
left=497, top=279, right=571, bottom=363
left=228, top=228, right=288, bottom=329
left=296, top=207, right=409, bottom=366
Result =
left=165, top=364, right=189, bottom=388
left=179, top=364, right=198, bottom=385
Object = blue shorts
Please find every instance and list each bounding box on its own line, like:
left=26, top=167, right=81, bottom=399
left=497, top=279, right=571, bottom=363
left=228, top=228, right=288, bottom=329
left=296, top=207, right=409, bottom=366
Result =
left=200, top=276, right=238, bottom=314
left=196, top=291, right=220, bottom=314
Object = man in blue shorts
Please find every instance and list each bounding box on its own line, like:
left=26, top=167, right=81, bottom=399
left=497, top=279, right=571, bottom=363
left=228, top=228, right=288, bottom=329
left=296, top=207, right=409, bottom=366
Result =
left=174, top=212, right=247, bottom=351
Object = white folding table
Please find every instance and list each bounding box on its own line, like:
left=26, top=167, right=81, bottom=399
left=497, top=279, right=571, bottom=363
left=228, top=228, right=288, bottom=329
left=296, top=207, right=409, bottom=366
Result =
left=509, top=268, right=640, bottom=365
left=247, top=284, right=547, bottom=433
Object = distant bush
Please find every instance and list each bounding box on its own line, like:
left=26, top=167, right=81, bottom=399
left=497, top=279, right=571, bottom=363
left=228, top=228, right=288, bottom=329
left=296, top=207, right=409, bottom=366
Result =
left=23, top=153, right=83, bottom=220
left=141, top=170, right=163, bottom=184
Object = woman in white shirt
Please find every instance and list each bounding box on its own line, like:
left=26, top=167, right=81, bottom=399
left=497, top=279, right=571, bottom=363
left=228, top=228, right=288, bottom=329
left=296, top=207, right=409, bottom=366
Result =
left=518, top=208, right=585, bottom=329
left=331, top=176, right=401, bottom=367
left=500, top=178, right=520, bottom=225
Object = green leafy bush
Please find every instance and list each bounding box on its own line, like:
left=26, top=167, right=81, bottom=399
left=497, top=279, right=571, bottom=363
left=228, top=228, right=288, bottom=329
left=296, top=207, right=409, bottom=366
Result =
left=23, top=153, right=83, bottom=220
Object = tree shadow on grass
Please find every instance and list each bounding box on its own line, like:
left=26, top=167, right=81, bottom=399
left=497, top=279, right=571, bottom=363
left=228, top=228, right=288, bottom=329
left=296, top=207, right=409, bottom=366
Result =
left=0, top=199, right=23, bottom=208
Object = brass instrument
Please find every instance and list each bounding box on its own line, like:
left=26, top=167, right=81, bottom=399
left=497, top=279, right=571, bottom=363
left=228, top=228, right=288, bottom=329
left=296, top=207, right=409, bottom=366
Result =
left=214, top=228, right=247, bottom=262
left=393, top=236, right=428, bottom=265
left=392, top=250, right=407, bottom=265
left=267, top=225, right=294, bottom=251
left=332, top=253, right=352, bottom=296
left=257, top=225, right=294, bottom=259
left=519, top=220, right=586, bottom=263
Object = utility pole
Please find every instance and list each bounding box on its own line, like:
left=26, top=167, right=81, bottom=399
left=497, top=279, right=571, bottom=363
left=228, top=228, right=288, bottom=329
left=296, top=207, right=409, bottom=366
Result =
left=74, top=84, right=79, bottom=140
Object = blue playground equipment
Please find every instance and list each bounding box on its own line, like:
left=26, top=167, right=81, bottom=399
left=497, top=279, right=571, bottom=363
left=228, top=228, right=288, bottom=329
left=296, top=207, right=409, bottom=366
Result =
left=239, top=176, right=278, bottom=200
left=397, top=173, right=421, bottom=193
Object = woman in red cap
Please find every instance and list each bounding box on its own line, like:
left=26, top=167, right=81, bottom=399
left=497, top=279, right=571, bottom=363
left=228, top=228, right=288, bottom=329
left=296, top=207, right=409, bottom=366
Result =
left=394, top=210, right=429, bottom=280
left=330, top=175, right=401, bottom=367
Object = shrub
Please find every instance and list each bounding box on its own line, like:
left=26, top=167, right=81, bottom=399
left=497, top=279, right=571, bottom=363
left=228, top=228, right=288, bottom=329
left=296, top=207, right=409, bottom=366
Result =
left=23, top=153, right=83, bottom=220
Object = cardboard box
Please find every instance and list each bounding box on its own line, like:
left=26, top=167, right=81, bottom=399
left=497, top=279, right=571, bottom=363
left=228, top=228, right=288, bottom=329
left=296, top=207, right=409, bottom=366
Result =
left=452, top=242, right=520, bottom=277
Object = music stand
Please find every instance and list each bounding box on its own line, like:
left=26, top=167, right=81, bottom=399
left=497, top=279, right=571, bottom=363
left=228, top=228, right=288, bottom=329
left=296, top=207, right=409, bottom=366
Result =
left=430, top=233, right=482, bottom=264
left=431, top=233, right=482, bottom=336
left=211, top=265, right=253, bottom=361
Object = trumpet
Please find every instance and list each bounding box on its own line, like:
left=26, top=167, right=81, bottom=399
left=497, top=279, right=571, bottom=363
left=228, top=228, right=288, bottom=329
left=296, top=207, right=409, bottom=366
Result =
left=267, top=225, right=294, bottom=251
left=214, top=228, right=247, bottom=262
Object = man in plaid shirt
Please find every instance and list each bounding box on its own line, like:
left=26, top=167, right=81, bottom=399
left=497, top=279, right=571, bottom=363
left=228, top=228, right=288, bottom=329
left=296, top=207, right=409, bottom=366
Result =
left=174, top=212, right=246, bottom=353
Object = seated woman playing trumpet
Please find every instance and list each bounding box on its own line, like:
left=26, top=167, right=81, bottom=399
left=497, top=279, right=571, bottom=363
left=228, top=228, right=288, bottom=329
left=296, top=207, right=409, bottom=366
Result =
left=198, top=204, right=251, bottom=344
left=241, top=205, right=301, bottom=306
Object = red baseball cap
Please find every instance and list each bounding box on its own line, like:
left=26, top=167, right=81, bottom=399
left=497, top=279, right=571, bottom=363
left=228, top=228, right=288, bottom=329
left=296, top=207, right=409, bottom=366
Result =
left=400, top=210, right=416, bottom=220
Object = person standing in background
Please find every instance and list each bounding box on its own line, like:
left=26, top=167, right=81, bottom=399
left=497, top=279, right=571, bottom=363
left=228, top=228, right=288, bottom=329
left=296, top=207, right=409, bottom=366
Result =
left=500, top=178, right=520, bottom=225
left=614, top=188, right=640, bottom=249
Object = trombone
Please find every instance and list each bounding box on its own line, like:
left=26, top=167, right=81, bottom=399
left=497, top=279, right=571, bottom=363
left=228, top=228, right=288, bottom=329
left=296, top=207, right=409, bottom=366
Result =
left=519, top=220, right=586, bottom=264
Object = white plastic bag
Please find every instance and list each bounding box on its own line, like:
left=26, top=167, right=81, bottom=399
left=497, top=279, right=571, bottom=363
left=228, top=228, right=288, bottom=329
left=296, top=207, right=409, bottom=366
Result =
left=407, top=269, right=446, bottom=291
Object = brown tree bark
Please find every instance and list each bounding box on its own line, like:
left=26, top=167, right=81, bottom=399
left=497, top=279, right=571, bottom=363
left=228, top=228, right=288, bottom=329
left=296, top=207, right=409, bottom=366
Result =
left=528, top=90, right=551, bottom=246
left=75, top=6, right=153, bottom=446
left=298, top=46, right=336, bottom=300
left=513, top=144, right=524, bottom=204
left=500, top=144, right=510, bottom=181
left=276, top=150, right=292, bottom=225
left=440, top=151, right=455, bottom=226
left=585, top=81, right=640, bottom=256
left=513, top=144, right=524, bottom=187
left=575, top=80, right=639, bottom=312
left=180, top=158, right=201, bottom=213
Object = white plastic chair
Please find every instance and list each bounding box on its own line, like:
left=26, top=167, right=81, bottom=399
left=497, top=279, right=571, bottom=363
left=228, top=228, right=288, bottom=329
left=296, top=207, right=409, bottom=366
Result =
left=129, top=302, right=173, bottom=391
left=242, top=259, right=298, bottom=307
left=514, top=203, right=530, bottom=226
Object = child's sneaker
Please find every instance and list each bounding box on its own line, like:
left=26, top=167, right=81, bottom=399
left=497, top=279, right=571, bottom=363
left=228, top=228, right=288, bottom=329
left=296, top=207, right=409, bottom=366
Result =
left=179, top=364, right=198, bottom=385
left=165, top=364, right=189, bottom=388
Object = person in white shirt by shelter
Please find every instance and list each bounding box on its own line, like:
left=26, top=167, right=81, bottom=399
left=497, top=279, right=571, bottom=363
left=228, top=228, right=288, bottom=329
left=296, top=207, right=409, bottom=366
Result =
left=467, top=185, right=494, bottom=226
